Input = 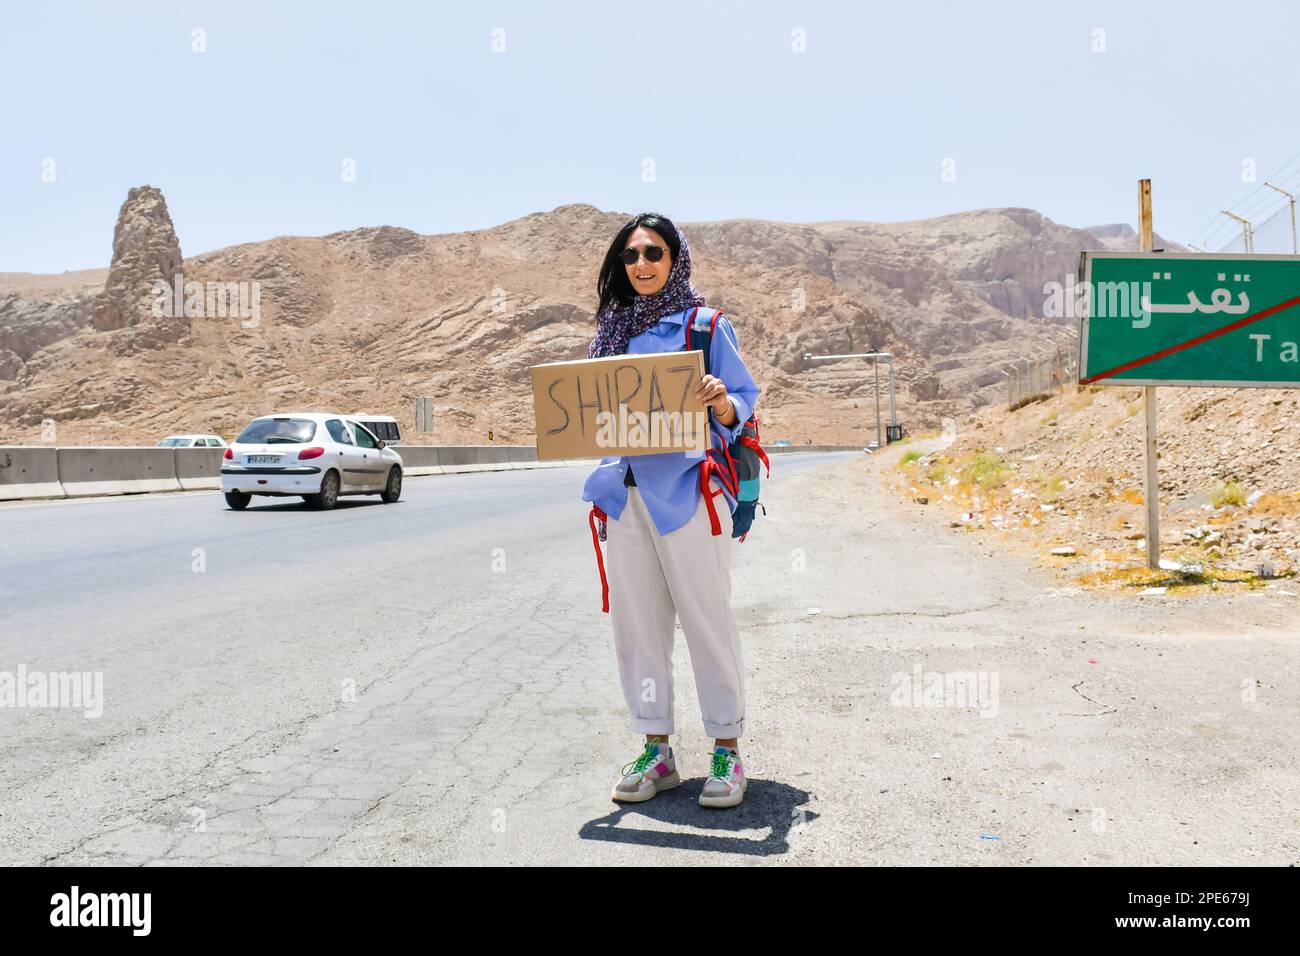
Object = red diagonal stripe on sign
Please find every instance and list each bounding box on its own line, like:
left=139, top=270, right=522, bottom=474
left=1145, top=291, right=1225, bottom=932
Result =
left=1080, top=292, right=1300, bottom=384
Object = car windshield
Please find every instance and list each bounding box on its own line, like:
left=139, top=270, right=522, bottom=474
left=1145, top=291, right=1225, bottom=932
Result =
left=157, top=438, right=187, bottom=447
left=236, top=418, right=317, bottom=444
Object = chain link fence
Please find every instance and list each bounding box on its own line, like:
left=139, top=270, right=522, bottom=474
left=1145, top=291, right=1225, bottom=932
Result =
left=1004, top=335, right=1079, bottom=410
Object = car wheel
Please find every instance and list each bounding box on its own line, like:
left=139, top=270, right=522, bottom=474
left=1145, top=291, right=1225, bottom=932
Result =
left=224, top=491, right=251, bottom=510
left=381, top=467, right=402, bottom=503
left=309, top=470, right=340, bottom=510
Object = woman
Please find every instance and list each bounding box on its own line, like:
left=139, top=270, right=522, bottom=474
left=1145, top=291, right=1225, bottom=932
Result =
left=583, top=212, right=760, bottom=809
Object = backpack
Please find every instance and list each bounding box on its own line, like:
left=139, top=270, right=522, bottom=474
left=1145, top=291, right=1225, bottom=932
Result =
left=586, top=306, right=769, bottom=612
left=683, top=306, right=769, bottom=542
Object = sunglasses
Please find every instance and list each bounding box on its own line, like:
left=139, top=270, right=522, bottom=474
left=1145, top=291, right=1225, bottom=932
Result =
left=619, top=244, right=666, bottom=266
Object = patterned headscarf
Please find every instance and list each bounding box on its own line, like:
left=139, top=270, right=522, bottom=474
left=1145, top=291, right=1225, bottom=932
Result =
left=588, top=219, right=707, bottom=358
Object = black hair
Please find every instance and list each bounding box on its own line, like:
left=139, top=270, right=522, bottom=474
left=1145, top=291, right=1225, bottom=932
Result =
left=595, top=212, right=681, bottom=318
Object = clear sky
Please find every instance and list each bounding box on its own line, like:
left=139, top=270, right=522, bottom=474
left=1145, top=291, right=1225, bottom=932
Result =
left=3, top=0, right=1299, bottom=273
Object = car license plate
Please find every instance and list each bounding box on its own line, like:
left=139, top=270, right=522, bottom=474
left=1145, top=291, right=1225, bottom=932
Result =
left=247, top=455, right=280, bottom=464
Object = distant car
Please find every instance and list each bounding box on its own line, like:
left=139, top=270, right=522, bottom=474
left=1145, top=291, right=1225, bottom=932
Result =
left=158, top=434, right=227, bottom=448
left=351, top=414, right=402, bottom=446
left=220, top=412, right=403, bottom=510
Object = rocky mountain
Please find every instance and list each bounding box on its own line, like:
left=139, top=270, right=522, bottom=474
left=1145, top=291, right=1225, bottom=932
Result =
left=1084, top=223, right=1182, bottom=252
left=0, top=269, right=105, bottom=381
left=0, top=191, right=1177, bottom=445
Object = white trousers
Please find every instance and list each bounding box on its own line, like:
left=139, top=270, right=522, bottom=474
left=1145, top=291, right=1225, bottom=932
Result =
left=606, top=486, right=746, bottom=739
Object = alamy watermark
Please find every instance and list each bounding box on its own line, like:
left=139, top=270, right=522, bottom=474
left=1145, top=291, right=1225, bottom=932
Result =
left=889, top=662, right=999, bottom=718
left=1044, top=270, right=1262, bottom=332
left=0, top=665, right=103, bottom=718
left=50, top=886, right=150, bottom=935
left=1044, top=274, right=1153, bottom=326
left=149, top=272, right=260, bottom=328
left=595, top=404, right=708, bottom=457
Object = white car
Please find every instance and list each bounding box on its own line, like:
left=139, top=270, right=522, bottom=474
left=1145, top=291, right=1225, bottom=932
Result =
left=351, top=414, right=402, bottom=446
left=220, top=412, right=403, bottom=510
left=158, top=434, right=227, bottom=447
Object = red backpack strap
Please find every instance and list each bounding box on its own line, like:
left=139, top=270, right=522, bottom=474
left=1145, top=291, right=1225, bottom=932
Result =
left=739, top=435, right=770, bottom=477
left=588, top=505, right=609, bottom=612
left=696, top=446, right=739, bottom=538
left=697, top=462, right=725, bottom=536
left=749, top=416, right=770, bottom=476
left=682, top=306, right=738, bottom=537
left=683, top=306, right=726, bottom=354
left=682, top=306, right=701, bottom=349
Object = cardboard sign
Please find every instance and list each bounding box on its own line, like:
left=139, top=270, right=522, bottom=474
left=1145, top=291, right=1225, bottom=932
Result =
left=530, top=351, right=709, bottom=460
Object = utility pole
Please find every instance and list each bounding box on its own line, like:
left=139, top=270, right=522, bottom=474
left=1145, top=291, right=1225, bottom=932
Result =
left=1263, top=181, right=1298, bottom=255
left=873, top=356, right=881, bottom=449
left=1222, top=210, right=1254, bottom=253
left=804, top=351, right=899, bottom=448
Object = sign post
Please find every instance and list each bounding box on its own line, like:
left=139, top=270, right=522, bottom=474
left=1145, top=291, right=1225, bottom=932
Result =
left=1078, top=182, right=1300, bottom=570
left=1139, top=179, right=1159, bottom=569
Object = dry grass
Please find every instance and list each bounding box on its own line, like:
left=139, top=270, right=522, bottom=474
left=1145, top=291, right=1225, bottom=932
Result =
left=926, top=463, right=951, bottom=483
left=961, top=450, right=1010, bottom=488
left=1208, top=481, right=1247, bottom=508
left=1072, top=563, right=1277, bottom=591
left=1116, top=488, right=1144, bottom=506
left=1039, top=475, right=1067, bottom=503
left=1251, top=491, right=1300, bottom=517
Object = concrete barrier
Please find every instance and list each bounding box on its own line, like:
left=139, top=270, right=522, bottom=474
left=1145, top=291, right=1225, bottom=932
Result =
left=0, top=442, right=865, bottom=502
left=0, top=446, right=65, bottom=501
left=56, top=447, right=181, bottom=498
left=173, top=447, right=224, bottom=490
left=436, top=446, right=480, bottom=474
left=475, top=446, right=514, bottom=472
left=766, top=444, right=865, bottom=454
left=395, top=446, right=443, bottom=477
left=505, top=445, right=538, bottom=470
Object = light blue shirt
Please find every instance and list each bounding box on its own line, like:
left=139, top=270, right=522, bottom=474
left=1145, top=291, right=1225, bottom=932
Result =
left=582, top=308, right=761, bottom=536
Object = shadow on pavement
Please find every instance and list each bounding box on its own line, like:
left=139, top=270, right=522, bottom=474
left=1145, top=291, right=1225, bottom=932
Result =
left=578, top=779, right=817, bottom=857
left=231, top=499, right=394, bottom=512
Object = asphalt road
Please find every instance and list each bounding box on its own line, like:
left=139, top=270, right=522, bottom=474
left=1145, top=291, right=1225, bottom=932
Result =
left=0, top=450, right=1296, bottom=865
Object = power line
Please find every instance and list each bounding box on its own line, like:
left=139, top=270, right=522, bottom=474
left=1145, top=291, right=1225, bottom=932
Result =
left=1188, top=147, right=1300, bottom=250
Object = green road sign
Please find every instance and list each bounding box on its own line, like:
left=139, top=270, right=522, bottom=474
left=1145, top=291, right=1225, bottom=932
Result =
left=1078, top=251, right=1300, bottom=387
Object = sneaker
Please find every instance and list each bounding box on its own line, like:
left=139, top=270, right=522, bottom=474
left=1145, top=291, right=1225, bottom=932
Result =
left=699, top=747, right=746, bottom=808
left=611, top=740, right=680, bottom=802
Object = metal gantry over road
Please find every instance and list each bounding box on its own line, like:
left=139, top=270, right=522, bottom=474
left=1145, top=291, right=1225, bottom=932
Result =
left=803, top=351, right=900, bottom=449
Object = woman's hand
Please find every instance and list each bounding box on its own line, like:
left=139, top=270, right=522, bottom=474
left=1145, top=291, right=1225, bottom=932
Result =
left=694, top=374, right=737, bottom=427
